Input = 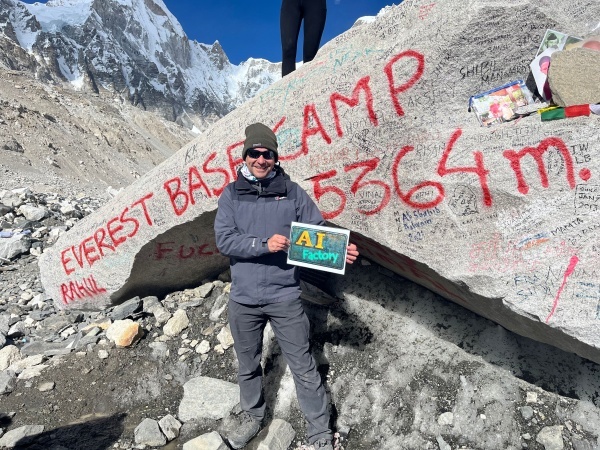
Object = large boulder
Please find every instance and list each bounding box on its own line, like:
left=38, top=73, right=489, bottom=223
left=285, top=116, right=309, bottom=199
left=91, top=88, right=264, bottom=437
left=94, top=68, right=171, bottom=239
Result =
left=39, top=0, right=600, bottom=364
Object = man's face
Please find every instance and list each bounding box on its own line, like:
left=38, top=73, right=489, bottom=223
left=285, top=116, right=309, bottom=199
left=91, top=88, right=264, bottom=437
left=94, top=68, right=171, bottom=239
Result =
left=245, top=147, right=275, bottom=179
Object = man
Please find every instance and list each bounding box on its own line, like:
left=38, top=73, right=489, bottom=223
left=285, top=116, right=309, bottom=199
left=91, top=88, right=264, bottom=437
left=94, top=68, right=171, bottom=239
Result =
left=214, top=123, right=358, bottom=449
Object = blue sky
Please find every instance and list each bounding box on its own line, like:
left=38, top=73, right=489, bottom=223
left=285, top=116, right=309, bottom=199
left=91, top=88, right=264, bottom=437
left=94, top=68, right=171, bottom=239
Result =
left=21, top=0, right=396, bottom=65
left=163, top=0, right=395, bottom=64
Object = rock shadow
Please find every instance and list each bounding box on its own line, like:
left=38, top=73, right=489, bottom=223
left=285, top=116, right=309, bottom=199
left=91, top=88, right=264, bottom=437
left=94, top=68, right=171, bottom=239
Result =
left=10, top=412, right=126, bottom=450
left=333, top=260, right=600, bottom=406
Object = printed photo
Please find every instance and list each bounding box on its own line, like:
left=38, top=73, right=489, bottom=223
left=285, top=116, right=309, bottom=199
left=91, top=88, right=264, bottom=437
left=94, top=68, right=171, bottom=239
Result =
left=536, top=29, right=567, bottom=56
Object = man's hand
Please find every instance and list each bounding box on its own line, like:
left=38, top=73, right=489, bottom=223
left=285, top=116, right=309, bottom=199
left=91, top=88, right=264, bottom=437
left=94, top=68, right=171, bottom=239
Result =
left=268, top=234, right=290, bottom=253
left=346, top=243, right=359, bottom=264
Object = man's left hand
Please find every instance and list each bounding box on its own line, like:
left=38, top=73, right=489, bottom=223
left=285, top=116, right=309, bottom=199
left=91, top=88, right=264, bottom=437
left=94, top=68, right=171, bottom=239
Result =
left=346, top=243, right=359, bottom=264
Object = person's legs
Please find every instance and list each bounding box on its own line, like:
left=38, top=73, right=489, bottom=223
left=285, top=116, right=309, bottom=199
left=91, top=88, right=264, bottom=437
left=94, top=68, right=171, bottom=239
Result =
left=228, top=299, right=268, bottom=420
left=280, top=0, right=303, bottom=76
left=266, top=298, right=332, bottom=444
left=301, top=0, right=327, bottom=63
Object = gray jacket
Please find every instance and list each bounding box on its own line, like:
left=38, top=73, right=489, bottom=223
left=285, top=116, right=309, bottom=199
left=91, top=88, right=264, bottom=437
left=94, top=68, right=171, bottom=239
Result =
left=214, top=167, right=325, bottom=305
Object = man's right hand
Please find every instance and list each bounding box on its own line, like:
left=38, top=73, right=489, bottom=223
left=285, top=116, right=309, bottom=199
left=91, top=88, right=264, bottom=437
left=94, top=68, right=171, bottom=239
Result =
left=267, top=234, right=290, bottom=253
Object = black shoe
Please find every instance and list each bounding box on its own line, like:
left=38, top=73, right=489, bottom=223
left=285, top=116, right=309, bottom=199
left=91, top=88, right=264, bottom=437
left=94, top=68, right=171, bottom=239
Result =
left=226, top=412, right=262, bottom=449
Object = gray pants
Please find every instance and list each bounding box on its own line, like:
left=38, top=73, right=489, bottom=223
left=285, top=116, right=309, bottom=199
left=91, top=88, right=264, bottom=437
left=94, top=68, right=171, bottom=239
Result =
left=228, top=298, right=332, bottom=444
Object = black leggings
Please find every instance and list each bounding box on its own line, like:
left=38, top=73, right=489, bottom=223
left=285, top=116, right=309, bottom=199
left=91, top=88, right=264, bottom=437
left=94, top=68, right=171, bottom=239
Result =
left=280, top=0, right=327, bottom=77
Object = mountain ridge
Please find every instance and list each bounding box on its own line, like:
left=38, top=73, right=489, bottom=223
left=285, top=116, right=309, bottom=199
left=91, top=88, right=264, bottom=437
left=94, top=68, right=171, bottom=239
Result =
left=0, top=0, right=281, bottom=129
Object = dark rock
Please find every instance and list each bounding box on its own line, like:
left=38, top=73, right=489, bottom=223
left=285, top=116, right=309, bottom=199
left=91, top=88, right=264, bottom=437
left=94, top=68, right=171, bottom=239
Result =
left=110, top=296, right=142, bottom=320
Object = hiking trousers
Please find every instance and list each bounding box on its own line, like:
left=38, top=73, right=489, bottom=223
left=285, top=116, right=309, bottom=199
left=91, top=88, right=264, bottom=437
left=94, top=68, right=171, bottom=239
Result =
left=228, top=297, right=332, bottom=443
left=280, top=0, right=327, bottom=76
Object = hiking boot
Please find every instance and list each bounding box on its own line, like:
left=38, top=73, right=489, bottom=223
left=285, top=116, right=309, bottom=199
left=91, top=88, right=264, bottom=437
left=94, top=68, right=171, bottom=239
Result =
left=226, top=412, right=262, bottom=449
left=313, top=438, right=333, bottom=450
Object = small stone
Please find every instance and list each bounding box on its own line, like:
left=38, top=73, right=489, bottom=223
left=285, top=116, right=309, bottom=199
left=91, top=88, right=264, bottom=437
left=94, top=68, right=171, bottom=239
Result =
left=526, top=392, right=538, bottom=403
left=163, top=310, right=189, bottom=337
left=216, top=325, right=234, bottom=350
left=158, top=414, right=182, bottom=441
left=182, top=431, right=227, bottom=450
left=98, top=349, right=109, bottom=359
left=0, top=345, right=22, bottom=371
left=213, top=344, right=225, bottom=354
left=38, top=381, right=55, bottom=392
left=134, top=418, right=167, bottom=447
left=536, top=425, right=564, bottom=450
left=17, top=365, right=48, bottom=380
left=106, top=319, right=143, bottom=348
left=437, top=412, right=454, bottom=426
left=195, top=340, right=210, bottom=354
left=520, top=406, right=534, bottom=420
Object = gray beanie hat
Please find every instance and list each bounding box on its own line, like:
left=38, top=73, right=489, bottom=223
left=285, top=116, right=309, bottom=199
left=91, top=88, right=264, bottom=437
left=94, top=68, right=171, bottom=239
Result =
left=242, top=123, right=279, bottom=161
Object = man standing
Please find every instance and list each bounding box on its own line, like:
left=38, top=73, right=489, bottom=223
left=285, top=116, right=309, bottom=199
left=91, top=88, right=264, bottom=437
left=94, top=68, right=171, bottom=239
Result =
left=214, top=123, right=358, bottom=449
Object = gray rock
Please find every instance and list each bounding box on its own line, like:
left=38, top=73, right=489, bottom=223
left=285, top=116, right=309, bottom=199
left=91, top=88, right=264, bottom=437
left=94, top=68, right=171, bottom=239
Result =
left=0, top=345, right=22, bottom=371
left=548, top=48, right=600, bottom=107
left=179, top=299, right=203, bottom=309
left=149, top=341, right=170, bottom=359
left=0, top=424, right=44, bottom=448
left=256, top=419, right=296, bottom=450
left=8, top=354, right=45, bottom=374
left=134, top=418, right=167, bottom=447
left=20, top=340, right=70, bottom=357
left=110, top=296, right=142, bottom=320
left=216, top=325, right=234, bottom=350
left=209, top=293, right=228, bottom=322
left=182, top=431, right=228, bottom=450
left=38, top=381, right=55, bottom=392
left=194, top=282, right=214, bottom=299
left=178, top=376, right=239, bottom=422
left=18, top=205, right=47, bottom=221
left=163, top=309, right=189, bottom=336
left=7, top=321, right=26, bottom=338
left=536, top=425, right=564, bottom=450
left=0, top=234, right=31, bottom=260
left=75, top=334, right=100, bottom=349
left=0, top=314, right=9, bottom=334
left=40, top=315, right=72, bottom=332
left=28, top=310, right=54, bottom=322
left=142, top=295, right=161, bottom=313
left=572, top=436, right=595, bottom=450
left=18, top=364, right=48, bottom=380
left=437, top=411, right=454, bottom=426
left=158, top=414, right=182, bottom=441
left=0, top=370, right=17, bottom=395
left=153, top=306, right=172, bottom=325
left=519, top=406, right=534, bottom=420
left=436, top=435, right=452, bottom=450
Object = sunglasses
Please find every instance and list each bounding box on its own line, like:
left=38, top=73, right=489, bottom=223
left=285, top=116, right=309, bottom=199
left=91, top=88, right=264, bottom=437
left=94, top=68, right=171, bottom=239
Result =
left=247, top=149, right=275, bottom=160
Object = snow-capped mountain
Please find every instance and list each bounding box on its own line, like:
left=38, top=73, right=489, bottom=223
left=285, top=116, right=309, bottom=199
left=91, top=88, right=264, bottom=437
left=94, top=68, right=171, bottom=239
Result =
left=0, top=0, right=281, bottom=128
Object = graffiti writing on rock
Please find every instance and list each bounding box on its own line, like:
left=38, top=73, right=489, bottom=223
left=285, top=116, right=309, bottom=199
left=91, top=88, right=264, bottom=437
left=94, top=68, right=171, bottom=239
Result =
left=60, top=274, right=106, bottom=305
left=61, top=193, right=154, bottom=276
left=154, top=241, right=220, bottom=260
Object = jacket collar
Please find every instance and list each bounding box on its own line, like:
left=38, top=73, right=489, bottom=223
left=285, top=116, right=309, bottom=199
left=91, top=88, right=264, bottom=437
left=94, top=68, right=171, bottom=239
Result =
left=235, top=167, right=288, bottom=196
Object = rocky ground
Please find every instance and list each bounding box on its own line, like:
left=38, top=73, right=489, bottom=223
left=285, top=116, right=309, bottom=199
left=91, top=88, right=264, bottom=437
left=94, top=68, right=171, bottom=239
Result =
left=2, top=188, right=600, bottom=450
left=1, top=68, right=600, bottom=450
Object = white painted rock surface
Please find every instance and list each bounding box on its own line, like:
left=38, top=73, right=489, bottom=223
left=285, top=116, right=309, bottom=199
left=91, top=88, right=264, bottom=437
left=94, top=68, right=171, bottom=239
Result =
left=39, top=0, right=600, bottom=364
